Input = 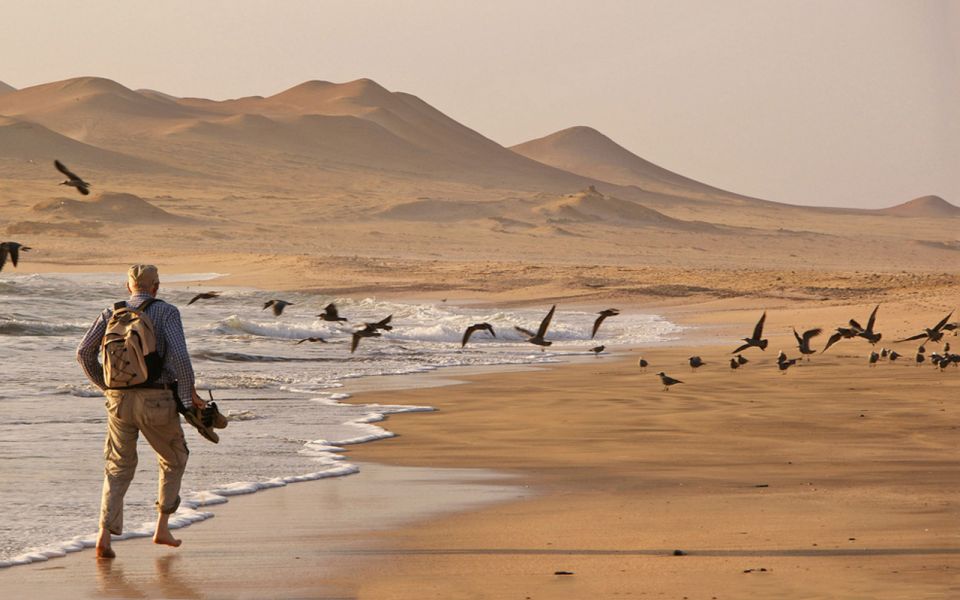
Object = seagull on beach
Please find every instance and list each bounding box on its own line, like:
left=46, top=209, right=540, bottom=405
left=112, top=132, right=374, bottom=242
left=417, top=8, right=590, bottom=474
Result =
left=638, top=357, right=649, bottom=370
left=0, top=242, right=31, bottom=272
left=688, top=356, right=705, bottom=370
left=318, top=303, right=348, bottom=322
left=591, top=308, right=619, bottom=339
left=731, top=311, right=768, bottom=353
left=187, top=291, right=220, bottom=305
left=868, top=351, right=880, bottom=366
left=730, top=358, right=740, bottom=370
left=263, top=299, right=293, bottom=316
left=822, top=326, right=860, bottom=353
left=792, top=327, right=822, bottom=359
left=656, top=372, right=683, bottom=391
left=461, top=322, right=496, bottom=347
left=54, top=160, right=90, bottom=195
left=896, top=311, right=955, bottom=345
left=590, top=345, right=605, bottom=355
left=777, top=351, right=798, bottom=372
left=888, top=350, right=901, bottom=362
left=515, top=305, right=556, bottom=350
left=736, top=354, right=749, bottom=365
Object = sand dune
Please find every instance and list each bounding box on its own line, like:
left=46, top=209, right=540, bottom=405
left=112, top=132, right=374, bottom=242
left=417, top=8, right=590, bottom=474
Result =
left=31, top=192, right=191, bottom=223
left=0, top=80, right=15, bottom=95
left=877, top=195, right=960, bottom=217
left=534, top=186, right=714, bottom=230
left=511, top=126, right=763, bottom=204
left=0, top=116, right=173, bottom=174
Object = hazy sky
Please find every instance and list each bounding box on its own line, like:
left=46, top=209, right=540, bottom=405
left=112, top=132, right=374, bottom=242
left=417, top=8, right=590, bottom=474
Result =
left=2, top=0, right=957, bottom=208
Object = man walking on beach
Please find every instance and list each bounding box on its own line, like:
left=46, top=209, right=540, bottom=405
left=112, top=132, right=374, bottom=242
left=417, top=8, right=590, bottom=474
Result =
left=77, top=264, right=204, bottom=559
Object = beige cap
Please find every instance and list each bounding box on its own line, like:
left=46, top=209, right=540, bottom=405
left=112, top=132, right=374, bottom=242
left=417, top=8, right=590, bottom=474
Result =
left=127, top=264, right=159, bottom=289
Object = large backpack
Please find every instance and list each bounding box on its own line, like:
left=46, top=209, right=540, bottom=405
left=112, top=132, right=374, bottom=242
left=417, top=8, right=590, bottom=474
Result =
left=101, top=299, right=163, bottom=389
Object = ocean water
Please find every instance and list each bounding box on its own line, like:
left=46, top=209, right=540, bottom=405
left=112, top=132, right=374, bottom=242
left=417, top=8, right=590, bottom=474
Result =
left=0, top=272, right=681, bottom=566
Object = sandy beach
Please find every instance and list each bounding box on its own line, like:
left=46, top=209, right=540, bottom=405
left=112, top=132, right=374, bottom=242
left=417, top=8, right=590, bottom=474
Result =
left=3, top=293, right=959, bottom=599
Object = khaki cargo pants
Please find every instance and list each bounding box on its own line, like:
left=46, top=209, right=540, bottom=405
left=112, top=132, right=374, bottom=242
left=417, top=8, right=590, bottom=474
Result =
left=101, top=388, right=189, bottom=535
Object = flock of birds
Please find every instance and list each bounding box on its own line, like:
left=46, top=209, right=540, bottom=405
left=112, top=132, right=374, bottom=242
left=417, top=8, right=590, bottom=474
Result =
left=647, top=307, right=960, bottom=391
left=5, top=160, right=960, bottom=387
left=187, top=292, right=621, bottom=355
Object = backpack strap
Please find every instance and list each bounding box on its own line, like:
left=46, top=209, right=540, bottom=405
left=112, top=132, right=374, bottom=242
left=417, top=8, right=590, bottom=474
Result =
left=136, top=298, right=159, bottom=312
left=113, top=301, right=126, bottom=310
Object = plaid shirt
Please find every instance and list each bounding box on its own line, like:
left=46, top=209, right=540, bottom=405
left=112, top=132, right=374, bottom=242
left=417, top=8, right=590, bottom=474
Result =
left=76, top=292, right=195, bottom=410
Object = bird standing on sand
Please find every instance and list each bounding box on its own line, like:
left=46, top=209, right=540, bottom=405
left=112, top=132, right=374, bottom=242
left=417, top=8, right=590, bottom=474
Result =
left=657, top=372, right=683, bottom=391
left=591, top=308, right=619, bottom=339
left=515, top=305, right=556, bottom=350
left=792, top=327, right=822, bottom=359
left=736, top=354, right=749, bottom=365
left=318, top=303, right=348, bottom=322
left=461, top=323, right=496, bottom=347
left=590, top=345, right=605, bottom=355
left=896, top=311, right=955, bottom=344
left=777, top=352, right=798, bottom=372
left=54, top=160, right=91, bottom=195
left=0, top=242, right=31, bottom=272
left=263, top=299, right=293, bottom=316
left=638, top=357, right=649, bottom=370
left=688, top=356, right=705, bottom=370
left=732, top=312, right=768, bottom=353
left=915, top=349, right=925, bottom=366
left=187, top=291, right=220, bottom=305
left=730, top=358, right=740, bottom=370
left=296, top=337, right=327, bottom=344
left=868, top=351, right=879, bottom=366
left=888, top=350, right=901, bottom=361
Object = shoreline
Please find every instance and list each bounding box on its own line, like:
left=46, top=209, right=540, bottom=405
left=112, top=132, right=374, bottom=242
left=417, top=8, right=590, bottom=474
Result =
left=3, top=285, right=960, bottom=597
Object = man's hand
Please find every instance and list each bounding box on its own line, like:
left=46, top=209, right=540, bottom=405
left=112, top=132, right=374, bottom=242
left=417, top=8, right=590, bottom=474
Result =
left=191, top=388, right=207, bottom=410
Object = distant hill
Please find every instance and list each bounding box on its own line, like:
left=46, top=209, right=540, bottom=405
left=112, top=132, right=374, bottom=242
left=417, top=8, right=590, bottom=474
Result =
left=511, top=126, right=758, bottom=203
left=32, top=192, right=190, bottom=223
left=878, top=195, right=960, bottom=217
left=0, top=80, right=15, bottom=95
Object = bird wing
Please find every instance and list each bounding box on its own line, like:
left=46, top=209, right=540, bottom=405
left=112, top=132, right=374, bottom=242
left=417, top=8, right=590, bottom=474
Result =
left=591, top=314, right=607, bottom=339
left=78, top=184, right=90, bottom=195
left=325, top=303, right=339, bottom=318
left=54, top=159, right=79, bottom=180
left=866, top=305, right=879, bottom=332
left=802, top=328, right=823, bottom=343
left=751, top=311, right=766, bottom=340
left=296, top=338, right=308, bottom=345
left=0, top=243, right=7, bottom=271
left=822, top=331, right=843, bottom=353
left=731, top=342, right=751, bottom=354
left=376, top=314, right=393, bottom=329
left=188, top=294, right=202, bottom=305
left=350, top=333, right=361, bottom=353
left=792, top=328, right=803, bottom=346
left=487, top=324, right=496, bottom=338
left=896, top=333, right=929, bottom=342
left=514, top=326, right=535, bottom=338
left=848, top=319, right=864, bottom=332
left=933, top=310, right=955, bottom=332
left=536, top=305, right=556, bottom=338
left=462, top=325, right=478, bottom=347
left=263, top=301, right=273, bottom=310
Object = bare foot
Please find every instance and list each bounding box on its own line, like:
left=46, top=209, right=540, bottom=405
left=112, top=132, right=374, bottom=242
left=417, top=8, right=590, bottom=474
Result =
left=95, top=545, right=116, bottom=559
left=153, top=531, right=182, bottom=548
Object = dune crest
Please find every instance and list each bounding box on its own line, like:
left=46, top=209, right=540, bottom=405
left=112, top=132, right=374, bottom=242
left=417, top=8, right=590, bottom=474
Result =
left=32, top=192, right=190, bottom=223
left=0, top=80, right=15, bottom=95
left=878, top=195, right=960, bottom=217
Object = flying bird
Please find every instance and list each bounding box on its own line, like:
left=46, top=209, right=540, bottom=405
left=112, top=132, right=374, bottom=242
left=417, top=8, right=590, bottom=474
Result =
left=732, top=311, right=768, bottom=353
left=822, top=326, right=860, bottom=353
left=591, top=308, right=619, bottom=339
left=515, top=305, right=556, bottom=349
left=850, top=305, right=882, bottom=344
left=461, top=322, right=496, bottom=347
left=263, top=299, right=293, bottom=316
left=187, top=291, right=220, bottom=305
left=54, top=160, right=90, bottom=195
left=590, top=345, right=605, bottom=355
left=896, top=311, right=955, bottom=345
left=296, top=337, right=327, bottom=344
left=656, top=372, right=683, bottom=391
left=318, top=303, right=348, bottom=322
left=0, top=242, right=31, bottom=272
left=777, top=351, right=797, bottom=372
left=349, top=315, right=394, bottom=353
left=792, top=327, right=822, bottom=358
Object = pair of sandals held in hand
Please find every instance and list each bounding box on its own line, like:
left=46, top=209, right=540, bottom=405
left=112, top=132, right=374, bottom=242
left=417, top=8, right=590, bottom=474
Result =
left=183, top=399, right=228, bottom=444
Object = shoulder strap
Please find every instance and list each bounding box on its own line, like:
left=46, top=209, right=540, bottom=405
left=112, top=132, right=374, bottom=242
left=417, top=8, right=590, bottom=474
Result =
left=136, top=298, right=159, bottom=312
left=113, top=301, right=126, bottom=311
